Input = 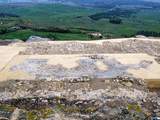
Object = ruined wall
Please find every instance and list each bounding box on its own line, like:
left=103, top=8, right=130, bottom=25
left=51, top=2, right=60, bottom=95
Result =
left=20, top=38, right=160, bottom=56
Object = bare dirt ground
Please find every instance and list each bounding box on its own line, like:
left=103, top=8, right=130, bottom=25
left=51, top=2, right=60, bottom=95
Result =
left=0, top=54, right=160, bottom=85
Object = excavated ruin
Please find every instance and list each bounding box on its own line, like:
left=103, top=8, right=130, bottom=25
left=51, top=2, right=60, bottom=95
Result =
left=0, top=37, right=160, bottom=120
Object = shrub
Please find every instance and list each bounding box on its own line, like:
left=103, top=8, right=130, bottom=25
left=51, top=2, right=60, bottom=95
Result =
left=0, top=27, right=8, bottom=34
left=109, top=17, right=122, bottom=24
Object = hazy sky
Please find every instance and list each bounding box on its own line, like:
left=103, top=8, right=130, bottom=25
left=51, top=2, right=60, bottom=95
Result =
left=0, top=0, right=160, bottom=3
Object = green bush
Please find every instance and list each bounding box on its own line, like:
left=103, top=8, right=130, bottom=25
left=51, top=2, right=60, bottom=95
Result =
left=0, top=27, right=8, bottom=34
left=109, top=17, right=122, bottom=24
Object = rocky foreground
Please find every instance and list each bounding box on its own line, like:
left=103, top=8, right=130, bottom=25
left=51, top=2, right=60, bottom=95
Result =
left=0, top=37, right=160, bottom=120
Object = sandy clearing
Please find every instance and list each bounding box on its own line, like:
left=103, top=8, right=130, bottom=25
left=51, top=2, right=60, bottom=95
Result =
left=0, top=54, right=160, bottom=82
left=0, top=46, right=25, bottom=71
left=106, top=54, right=160, bottom=80
left=128, top=61, right=160, bottom=80
left=48, top=56, right=81, bottom=69
left=113, top=54, right=154, bottom=64
left=0, top=55, right=33, bottom=81
left=96, top=61, right=108, bottom=71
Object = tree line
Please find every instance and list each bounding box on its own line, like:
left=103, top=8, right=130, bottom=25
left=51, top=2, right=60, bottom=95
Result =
left=137, top=31, right=160, bottom=37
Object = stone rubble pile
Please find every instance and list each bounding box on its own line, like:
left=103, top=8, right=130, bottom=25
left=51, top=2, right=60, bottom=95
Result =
left=0, top=76, right=159, bottom=119
left=19, top=39, right=160, bottom=56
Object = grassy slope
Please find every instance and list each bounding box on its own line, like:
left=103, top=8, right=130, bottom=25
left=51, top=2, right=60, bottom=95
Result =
left=0, top=4, right=160, bottom=40
left=0, top=4, right=99, bottom=27
left=0, top=29, right=90, bottom=41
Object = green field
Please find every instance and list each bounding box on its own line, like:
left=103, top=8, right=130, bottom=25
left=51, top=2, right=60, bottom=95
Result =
left=0, top=29, right=91, bottom=41
left=0, top=3, right=160, bottom=40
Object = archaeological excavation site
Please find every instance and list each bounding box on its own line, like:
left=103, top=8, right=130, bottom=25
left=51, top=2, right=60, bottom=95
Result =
left=0, top=37, right=160, bottom=120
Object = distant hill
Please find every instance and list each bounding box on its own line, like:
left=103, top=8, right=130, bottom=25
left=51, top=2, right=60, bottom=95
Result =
left=1, top=0, right=159, bottom=9
left=0, top=0, right=160, bottom=4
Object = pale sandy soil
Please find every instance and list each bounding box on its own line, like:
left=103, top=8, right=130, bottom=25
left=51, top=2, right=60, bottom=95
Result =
left=46, top=37, right=160, bottom=45
left=0, top=46, right=25, bottom=71
left=0, top=54, right=160, bottom=84
left=0, top=38, right=160, bottom=88
left=12, top=37, right=160, bottom=46
left=96, top=61, right=108, bottom=71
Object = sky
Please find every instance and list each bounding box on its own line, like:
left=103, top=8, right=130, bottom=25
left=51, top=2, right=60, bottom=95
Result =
left=0, top=0, right=160, bottom=3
